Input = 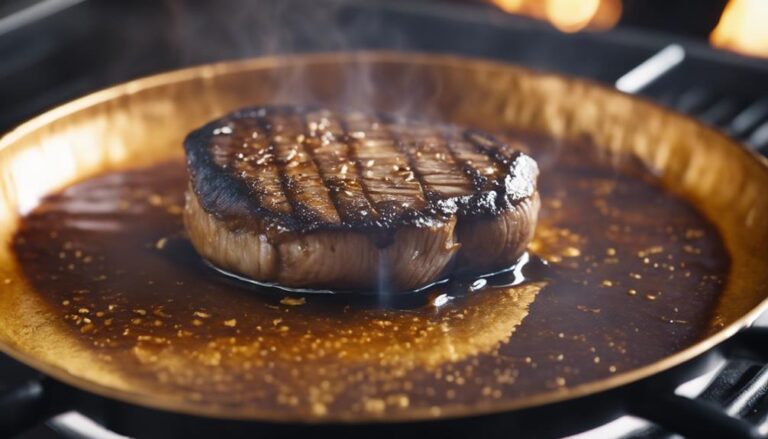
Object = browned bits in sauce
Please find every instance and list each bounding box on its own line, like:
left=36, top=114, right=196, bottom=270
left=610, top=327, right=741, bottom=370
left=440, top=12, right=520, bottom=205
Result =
left=11, top=135, right=729, bottom=419
left=280, top=297, right=307, bottom=306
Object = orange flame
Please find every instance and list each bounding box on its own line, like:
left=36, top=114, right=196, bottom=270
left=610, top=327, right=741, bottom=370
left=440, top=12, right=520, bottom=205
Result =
left=490, top=0, right=621, bottom=33
left=710, top=0, right=768, bottom=58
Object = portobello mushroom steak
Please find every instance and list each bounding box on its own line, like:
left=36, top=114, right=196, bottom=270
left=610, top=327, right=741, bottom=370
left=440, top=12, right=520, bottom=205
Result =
left=183, top=106, right=540, bottom=291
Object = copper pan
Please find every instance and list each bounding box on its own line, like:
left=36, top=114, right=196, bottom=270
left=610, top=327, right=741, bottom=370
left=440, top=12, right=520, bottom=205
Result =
left=0, top=52, right=767, bottom=427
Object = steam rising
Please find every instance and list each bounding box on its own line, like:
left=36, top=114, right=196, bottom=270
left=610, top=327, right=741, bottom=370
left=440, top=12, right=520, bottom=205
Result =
left=166, top=0, right=445, bottom=297
left=166, top=0, right=423, bottom=115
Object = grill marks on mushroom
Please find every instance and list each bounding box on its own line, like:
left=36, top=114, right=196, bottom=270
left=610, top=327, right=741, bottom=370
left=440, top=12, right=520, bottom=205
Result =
left=183, top=106, right=540, bottom=291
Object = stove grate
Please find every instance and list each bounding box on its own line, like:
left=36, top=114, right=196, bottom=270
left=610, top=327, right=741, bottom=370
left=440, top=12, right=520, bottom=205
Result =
left=659, top=90, right=768, bottom=153
left=623, top=328, right=768, bottom=439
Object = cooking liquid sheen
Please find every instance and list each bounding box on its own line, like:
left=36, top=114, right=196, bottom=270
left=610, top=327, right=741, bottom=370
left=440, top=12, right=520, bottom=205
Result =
left=12, top=139, right=729, bottom=418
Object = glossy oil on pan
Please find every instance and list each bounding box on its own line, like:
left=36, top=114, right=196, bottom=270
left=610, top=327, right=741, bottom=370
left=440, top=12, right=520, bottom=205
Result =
left=0, top=52, right=766, bottom=423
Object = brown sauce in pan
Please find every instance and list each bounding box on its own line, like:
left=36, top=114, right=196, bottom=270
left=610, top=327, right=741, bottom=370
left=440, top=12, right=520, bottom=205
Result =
left=11, top=139, right=729, bottom=418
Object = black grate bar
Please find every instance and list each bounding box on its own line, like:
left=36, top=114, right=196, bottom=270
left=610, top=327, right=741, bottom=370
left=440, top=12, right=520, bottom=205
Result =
left=647, top=87, right=768, bottom=155
left=700, top=362, right=765, bottom=405
left=625, top=328, right=768, bottom=438
left=725, top=365, right=768, bottom=419
left=745, top=392, right=768, bottom=435
left=654, top=91, right=680, bottom=107
left=614, top=44, right=685, bottom=94
left=747, top=122, right=768, bottom=152
left=674, top=88, right=717, bottom=114
left=664, top=92, right=768, bottom=154
left=628, top=393, right=763, bottom=439
left=696, top=98, right=747, bottom=127
left=728, top=98, right=768, bottom=139
left=0, top=0, right=86, bottom=37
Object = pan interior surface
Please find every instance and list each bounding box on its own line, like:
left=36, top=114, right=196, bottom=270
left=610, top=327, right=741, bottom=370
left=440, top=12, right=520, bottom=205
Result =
left=0, top=53, right=767, bottom=422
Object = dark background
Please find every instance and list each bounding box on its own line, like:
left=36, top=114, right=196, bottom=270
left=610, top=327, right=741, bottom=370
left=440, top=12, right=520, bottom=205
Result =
left=0, top=0, right=747, bottom=131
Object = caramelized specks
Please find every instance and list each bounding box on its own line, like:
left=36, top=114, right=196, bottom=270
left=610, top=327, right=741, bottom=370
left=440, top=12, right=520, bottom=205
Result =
left=13, top=136, right=729, bottom=420
left=280, top=297, right=306, bottom=306
left=563, top=247, right=581, bottom=257
left=270, top=113, right=341, bottom=225
left=303, top=110, right=378, bottom=224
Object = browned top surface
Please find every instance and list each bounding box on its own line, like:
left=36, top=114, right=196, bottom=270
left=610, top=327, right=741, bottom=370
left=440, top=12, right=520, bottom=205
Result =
left=184, top=107, right=538, bottom=232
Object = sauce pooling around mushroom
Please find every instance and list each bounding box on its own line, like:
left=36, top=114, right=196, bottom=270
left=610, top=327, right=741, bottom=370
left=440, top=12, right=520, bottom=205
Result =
left=11, top=136, right=729, bottom=419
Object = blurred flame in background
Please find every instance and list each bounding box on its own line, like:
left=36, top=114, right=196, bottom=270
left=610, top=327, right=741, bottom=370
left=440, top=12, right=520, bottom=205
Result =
left=710, top=0, right=768, bottom=58
left=490, top=0, right=622, bottom=33
left=490, top=0, right=768, bottom=59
